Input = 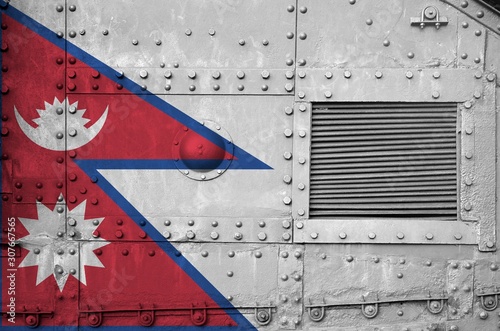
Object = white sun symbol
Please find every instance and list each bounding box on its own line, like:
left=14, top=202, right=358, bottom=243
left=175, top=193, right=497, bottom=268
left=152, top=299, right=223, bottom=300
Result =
left=17, top=194, right=109, bottom=291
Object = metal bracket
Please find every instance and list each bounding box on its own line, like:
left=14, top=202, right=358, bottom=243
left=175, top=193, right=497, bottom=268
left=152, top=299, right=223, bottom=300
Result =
left=190, top=305, right=207, bottom=326
left=411, top=6, right=449, bottom=29
left=306, top=293, right=448, bottom=322
left=476, top=288, right=500, bottom=311
left=254, top=307, right=272, bottom=326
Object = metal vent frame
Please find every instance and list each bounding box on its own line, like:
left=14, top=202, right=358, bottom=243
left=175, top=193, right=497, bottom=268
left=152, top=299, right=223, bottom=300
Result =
left=291, top=71, right=496, bottom=251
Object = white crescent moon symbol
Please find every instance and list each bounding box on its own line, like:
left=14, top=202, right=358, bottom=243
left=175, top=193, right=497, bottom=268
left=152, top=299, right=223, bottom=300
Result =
left=14, top=105, right=109, bottom=151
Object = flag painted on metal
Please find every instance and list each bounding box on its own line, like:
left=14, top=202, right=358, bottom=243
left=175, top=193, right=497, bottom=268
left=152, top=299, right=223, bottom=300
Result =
left=1, top=2, right=268, bottom=329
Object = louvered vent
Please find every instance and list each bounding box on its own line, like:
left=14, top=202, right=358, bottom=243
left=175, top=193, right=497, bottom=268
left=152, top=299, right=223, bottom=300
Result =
left=310, top=103, right=458, bottom=220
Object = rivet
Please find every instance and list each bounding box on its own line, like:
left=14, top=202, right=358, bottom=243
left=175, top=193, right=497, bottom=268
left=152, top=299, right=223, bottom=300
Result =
left=324, top=91, right=332, bottom=98
left=433, top=72, right=441, bottom=79
left=186, top=230, right=195, bottom=239
left=299, top=130, right=306, bottom=138
left=122, top=249, right=129, bottom=256
left=201, top=251, right=208, bottom=258
left=234, top=232, right=243, bottom=240
left=281, top=274, right=288, bottom=281
left=237, top=84, right=244, bottom=91
left=238, top=39, right=245, bottom=46
left=349, top=0, right=356, bottom=4
left=344, top=70, right=352, bottom=78
left=407, top=52, right=415, bottom=59
left=189, top=85, right=196, bottom=91
left=188, top=71, right=196, bottom=79
left=296, top=221, right=304, bottom=229
left=487, top=73, right=496, bottom=82
left=383, top=39, right=390, bottom=47
left=465, top=151, right=473, bottom=159
left=283, top=175, right=292, bottom=184
left=185, top=29, right=192, bottom=36
left=102, top=29, right=109, bottom=36
left=210, top=232, right=219, bottom=240
left=461, top=1, right=469, bottom=7
left=79, top=29, right=85, bottom=35
left=346, top=255, right=354, bottom=262
left=310, top=232, right=318, bottom=239
left=56, top=5, right=64, bottom=12
left=57, top=32, right=64, bottom=38
left=368, top=232, right=376, bottom=239
left=406, top=71, right=413, bottom=79
left=262, top=39, right=269, bottom=46
left=298, top=209, right=305, bottom=216
left=281, top=251, right=289, bottom=259
left=320, top=253, right=327, bottom=260
left=455, top=233, right=463, bottom=240
left=298, top=71, right=306, bottom=78
left=255, top=251, right=262, bottom=258
left=284, top=128, right=293, bottom=137
left=399, top=258, right=406, bottom=264
left=227, top=295, right=233, bottom=301
left=285, top=71, right=294, bottom=79
left=139, top=69, right=148, bottom=79
left=286, top=58, right=294, bottom=66
left=462, top=22, right=469, bottom=29
left=115, top=230, right=123, bottom=238
left=474, top=57, right=481, bottom=64
left=325, top=71, right=333, bottom=79
left=284, top=106, right=293, bottom=115
left=480, top=311, right=488, bottom=319
left=298, top=91, right=306, bottom=99
left=397, top=310, right=404, bottom=316
left=464, top=262, right=472, bottom=269
left=299, top=6, right=307, bottom=13
left=375, top=71, right=383, bottom=79
left=477, top=11, right=484, bottom=18
left=396, top=232, right=405, bottom=239
left=432, top=91, right=440, bottom=99
left=293, top=274, right=301, bottom=281
left=450, top=325, right=458, bottom=331
left=487, top=241, right=495, bottom=248
left=426, top=233, right=434, bottom=240
left=283, top=196, right=292, bottom=205
left=212, top=84, right=220, bottom=91
left=373, top=257, right=380, bottom=263
left=298, top=157, right=306, bottom=164
left=284, top=83, right=294, bottom=92
left=282, top=232, right=291, bottom=241
left=283, top=220, right=292, bottom=229
left=425, top=260, right=432, bottom=266
left=297, top=58, right=306, bottom=66
left=299, top=32, right=307, bottom=40
left=56, top=267, right=64, bottom=274
left=339, top=232, right=347, bottom=239
left=366, top=19, right=373, bottom=25
left=234, top=221, right=242, bottom=228
left=283, top=151, right=292, bottom=160
left=465, top=127, right=473, bottom=135
left=464, top=202, right=472, bottom=211
left=261, top=70, right=270, bottom=79
left=397, top=273, right=403, bottom=279
left=259, top=221, right=266, bottom=228
left=490, top=263, right=498, bottom=271
left=287, top=5, right=295, bottom=12
left=299, top=104, right=307, bottom=112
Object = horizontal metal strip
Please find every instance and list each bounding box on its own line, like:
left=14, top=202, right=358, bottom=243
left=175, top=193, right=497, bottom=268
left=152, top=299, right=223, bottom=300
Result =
left=312, top=113, right=457, bottom=119
left=310, top=202, right=457, bottom=209
left=312, top=128, right=456, bottom=137
left=312, top=118, right=456, bottom=126
left=313, top=123, right=456, bottom=131
left=311, top=132, right=456, bottom=143
left=311, top=149, right=457, bottom=159
left=313, top=103, right=456, bottom=110
left=311, top=154, right=456, bottom=164
left=312, top=143, right=456, bottom=154
left=311, top=181, right=457, bottom=190
left=310, top=195, right=456, bottom=203
left=310, top=159, right=456, bottom=170
left=310, top=188, right=457, bottom=198
left=309, top=209, right=457, bottom=216
left=310, top=164, right=456, bottom=175
left=310, top=175, right=457, bottom=185
left=311, top=170, right=455, bottom=180
left=312, top=138, right=456, bottom=149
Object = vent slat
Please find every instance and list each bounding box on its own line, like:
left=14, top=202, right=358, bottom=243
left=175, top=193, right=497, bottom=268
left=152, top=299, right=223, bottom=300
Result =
left=310, top=103, right=457, bottom=219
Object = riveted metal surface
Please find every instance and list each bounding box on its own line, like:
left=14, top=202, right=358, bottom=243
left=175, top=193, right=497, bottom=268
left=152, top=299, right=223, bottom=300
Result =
left=447, top=260, right=474, bottom=320
left=443, top=0, right=500, bottom=36
left=175, top=243, right=280, bottom=329
left=292, top=102, right=311, bottom=222
left=303, top=244, right=449, bottom=329
left=457, top=13, right=486, bottom=69
left=294, top=218, right=477, bottom=244
left=296, top=0, right=458, bottom=69
left=277, top=245, right=304, bottom=329
left=295, top=69, right=483, bottom=102
left=66, top=0, right=296, bottom=70
left=465, top=80, right=497, bottom=251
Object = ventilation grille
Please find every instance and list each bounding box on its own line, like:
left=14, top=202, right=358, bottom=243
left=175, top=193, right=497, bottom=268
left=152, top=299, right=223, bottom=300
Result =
left=310, top=103, right=457, bottom=219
